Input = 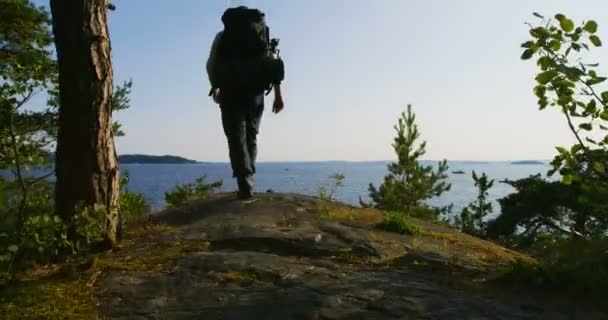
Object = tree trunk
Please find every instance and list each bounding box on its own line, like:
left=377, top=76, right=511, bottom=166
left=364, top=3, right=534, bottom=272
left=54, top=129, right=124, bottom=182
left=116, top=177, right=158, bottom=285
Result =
left=50, top=0, right=120, bottom=245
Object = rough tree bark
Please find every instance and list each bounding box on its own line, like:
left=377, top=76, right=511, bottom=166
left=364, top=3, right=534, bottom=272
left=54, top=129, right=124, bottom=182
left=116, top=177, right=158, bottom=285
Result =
left=50, top=0, right=120, bottom=245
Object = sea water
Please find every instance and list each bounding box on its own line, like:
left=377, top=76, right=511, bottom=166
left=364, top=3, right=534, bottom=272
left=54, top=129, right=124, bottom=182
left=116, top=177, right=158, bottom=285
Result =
left=121, top=161, right=552, bottom=218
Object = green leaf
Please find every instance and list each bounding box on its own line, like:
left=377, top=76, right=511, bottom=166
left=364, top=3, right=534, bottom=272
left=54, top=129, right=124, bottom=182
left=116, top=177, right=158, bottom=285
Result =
left=549, top=40, right=561, bottom=51
left=562, top=174, right=574, bottom=185
left=537, top=56, right=552, bottom=70
left=556, top=146, right=568, bottom=155
left=579, top=123, right=593, bottom=131
left=602, top=91, right=608, bottom=103
left=590, top=35, right=602, bottom=47
left=536, top=70, right=558, bottom=84
left=7, top=245, right=18, bottom=253
left=593, top=161, right=605, bottom=174
left=586, top=100, right=597, bottom=114
left=530, top=27, right=550, bottom=39
left=584, top=20, right=598, bottom=34
left=585, top=137, right=597, bottom=144
left=534, top=85, right=546, bottom=98
left=538, top=98, right=549, bottom=110
left=521, top=41, right=534, bottom=48
left=555, top=14, right=566, bottom=22
left=587, top=77, right=607, bottom=86
left=533, top=12, right=544, bottom=19
left=521, top=49, right=535, bottom=60
left=560, top=19, right=575, bottom=32
left=571, top=144, right=583, bottom=153
left=589, top=70, right=598, bottom=78
left=600, top=109, right=608, bottom=121
left=558, top=95, right=573, bottom=106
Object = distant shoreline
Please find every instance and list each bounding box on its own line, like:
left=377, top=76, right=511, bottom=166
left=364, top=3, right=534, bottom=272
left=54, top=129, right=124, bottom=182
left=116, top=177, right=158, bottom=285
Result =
left=117, top=159, right=550, bottom=165
left=119, top=154, right=197, bottom=164
left=510, top=160, right=546, bottom=165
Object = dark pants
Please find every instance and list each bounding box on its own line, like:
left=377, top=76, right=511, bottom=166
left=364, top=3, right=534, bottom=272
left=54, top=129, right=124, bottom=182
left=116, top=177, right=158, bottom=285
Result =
left=220, top=94, right=264, bottom=180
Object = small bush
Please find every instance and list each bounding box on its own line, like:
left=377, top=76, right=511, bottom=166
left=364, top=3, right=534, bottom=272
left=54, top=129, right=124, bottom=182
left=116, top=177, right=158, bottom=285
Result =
left=120, top=191, right=150, bottom=227
left=376, top=212, right=421, bottom=236
left=119, top=172, right=151, bottom=228
left=0, top=202, right=110, bottom=276
left=317, top=173, right=345, bottom=201
left=453, top=171, right=494, bottom=237
left=502, top=238, right=608, bottom=294
left=164, top=175, right=223, bottom=207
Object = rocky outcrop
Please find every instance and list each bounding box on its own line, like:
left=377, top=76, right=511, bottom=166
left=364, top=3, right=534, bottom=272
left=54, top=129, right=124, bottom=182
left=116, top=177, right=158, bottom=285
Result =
left=92, top=193, right=603, bottom=319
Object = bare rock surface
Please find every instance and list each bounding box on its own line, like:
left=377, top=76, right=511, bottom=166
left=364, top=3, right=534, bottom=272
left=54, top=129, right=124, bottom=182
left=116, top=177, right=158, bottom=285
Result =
left=93, top=193, right=603, bottom=319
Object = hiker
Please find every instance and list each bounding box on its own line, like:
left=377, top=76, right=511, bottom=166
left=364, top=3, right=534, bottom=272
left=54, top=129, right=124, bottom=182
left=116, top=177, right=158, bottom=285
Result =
left=206, top=6, right=285, bottom=199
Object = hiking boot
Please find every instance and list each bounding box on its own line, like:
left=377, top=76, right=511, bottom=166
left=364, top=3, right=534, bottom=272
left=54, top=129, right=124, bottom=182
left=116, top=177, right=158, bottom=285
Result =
left=237, top=175, right=254, bottom=199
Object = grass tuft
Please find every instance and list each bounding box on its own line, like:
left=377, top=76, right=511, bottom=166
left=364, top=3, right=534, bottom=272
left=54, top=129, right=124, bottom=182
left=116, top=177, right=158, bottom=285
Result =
left=376, top=212, right=421, bottom=236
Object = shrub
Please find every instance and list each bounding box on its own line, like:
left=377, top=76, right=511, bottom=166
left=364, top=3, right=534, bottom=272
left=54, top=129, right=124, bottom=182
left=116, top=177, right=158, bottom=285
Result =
left=376, top=212, right=421, bottom=236
left=317, top=173, right=345, bottom=201
left=453, top=171, right=494, bottom=237
left=0, top=194, right=109, bottom=276
left=503, top=238, right=608, bottom=294
left=119, top=172, right=150, bottom=228
left=164, top=175, right=223, bottom=207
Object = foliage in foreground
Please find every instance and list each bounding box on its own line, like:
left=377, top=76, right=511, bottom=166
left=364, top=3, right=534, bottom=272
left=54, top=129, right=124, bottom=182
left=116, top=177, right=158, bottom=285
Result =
left=164, top=175, right=223, bottom=207
left=520, top=12, right=607, bottom=227
left=366, top=105, right=451, bottom=220
left=0, top=182, right=106, bottom=276
left=489, top=13, right=608, bottom=249
left=495, top=12, right=608, bottom=295
left=503, top=238, right=608, bottom=295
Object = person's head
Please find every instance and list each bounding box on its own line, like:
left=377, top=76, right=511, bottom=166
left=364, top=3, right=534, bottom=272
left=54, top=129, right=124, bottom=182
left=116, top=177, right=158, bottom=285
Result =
left=222, top=6, right=265, bottom=26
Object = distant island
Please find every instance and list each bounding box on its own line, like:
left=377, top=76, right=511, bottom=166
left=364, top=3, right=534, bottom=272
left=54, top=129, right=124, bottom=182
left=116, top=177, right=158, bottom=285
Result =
left=119, top=154, right=197, bottom=164
left=511, top=160, right=545, bottom=165
left=452, top=170, right=466, bottom=175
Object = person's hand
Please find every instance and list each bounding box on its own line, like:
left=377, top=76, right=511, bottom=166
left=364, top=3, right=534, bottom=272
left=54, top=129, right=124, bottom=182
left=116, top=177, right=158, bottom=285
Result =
left=211, top=88, right=221, bottom=104
left=272, top=96, right=284, bottom=114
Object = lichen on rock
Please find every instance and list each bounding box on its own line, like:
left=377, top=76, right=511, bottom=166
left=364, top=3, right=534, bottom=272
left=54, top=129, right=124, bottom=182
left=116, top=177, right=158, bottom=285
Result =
left=1, top=193, right=605, bottom=319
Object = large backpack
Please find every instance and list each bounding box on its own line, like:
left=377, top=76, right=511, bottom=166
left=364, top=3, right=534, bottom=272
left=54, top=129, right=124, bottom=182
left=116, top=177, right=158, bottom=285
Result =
left=212, top=7, right=284, bottom=94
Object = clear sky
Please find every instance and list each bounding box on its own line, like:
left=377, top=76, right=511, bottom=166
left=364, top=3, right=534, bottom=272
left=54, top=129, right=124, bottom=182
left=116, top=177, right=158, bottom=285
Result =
left=35, top=0, right=608, bottom=162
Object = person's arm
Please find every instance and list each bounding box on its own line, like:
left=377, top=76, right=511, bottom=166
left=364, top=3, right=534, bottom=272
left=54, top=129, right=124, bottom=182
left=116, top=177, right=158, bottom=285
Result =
left=206, top=32, right=222, bottom=102
left=272, top=82, right=284, bottom=114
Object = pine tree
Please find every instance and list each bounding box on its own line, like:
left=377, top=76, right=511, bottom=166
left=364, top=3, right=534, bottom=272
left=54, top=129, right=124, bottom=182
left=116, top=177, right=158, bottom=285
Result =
left=368, top=105, right=451, bottom=219
left=454, top=171, right=494, bottom=236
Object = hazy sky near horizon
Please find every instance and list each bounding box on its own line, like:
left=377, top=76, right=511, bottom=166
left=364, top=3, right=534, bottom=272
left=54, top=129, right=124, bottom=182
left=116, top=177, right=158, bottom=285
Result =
left=35, top=0, right=608, bottom=161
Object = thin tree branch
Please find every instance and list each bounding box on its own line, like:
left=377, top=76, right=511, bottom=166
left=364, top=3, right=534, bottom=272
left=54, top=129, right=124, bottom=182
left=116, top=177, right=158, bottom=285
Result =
left=26, top=170, right=55, bottom=187
left=13, top=91, right=36, bottom=112
left=581, top=81, right=608, bottom=109
left=564, top=109, right=588, bottom=149
left=542, top=217, right=583, bottom=238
